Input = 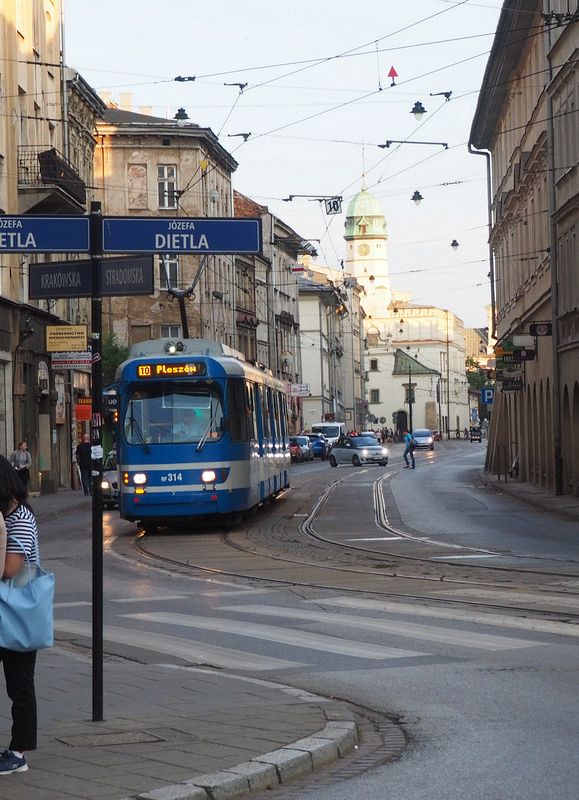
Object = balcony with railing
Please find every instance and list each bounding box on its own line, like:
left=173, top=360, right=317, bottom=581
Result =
left=17, top=146, right=86, bottom=212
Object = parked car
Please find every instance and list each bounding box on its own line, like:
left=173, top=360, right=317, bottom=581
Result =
left=412, top=429, right=435, bottom=450
left=101, top=450, right=119, bottom=508
left=305, top=433, right=330, bottom=460
left=289, top=437, right=303, bottom=462
left=290, top=436, right=314, bottom=462
left=469, top=427, right=482, bottom=442
left=328, top=435, right=388, bottom=467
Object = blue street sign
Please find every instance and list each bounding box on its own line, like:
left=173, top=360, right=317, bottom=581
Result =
left=482, top=387, right=495, bottom=405
left=0, top=216, right=90, bottom=252
left=102, top=217, right=261, bottom=254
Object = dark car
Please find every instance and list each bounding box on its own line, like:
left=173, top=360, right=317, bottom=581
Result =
left=328, top=435, right=388, bottom=467
left=412, top=429, right=435, bottom=450
left=305, top=433, right=330, bottom=460
left=469, top=427, right=482, bottom=442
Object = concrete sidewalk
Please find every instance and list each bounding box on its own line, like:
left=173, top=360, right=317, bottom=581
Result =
left=0, top=490, right=362, bottom=800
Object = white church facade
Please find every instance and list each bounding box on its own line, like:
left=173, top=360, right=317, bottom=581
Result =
left=343, top=186, right=470, bottom=437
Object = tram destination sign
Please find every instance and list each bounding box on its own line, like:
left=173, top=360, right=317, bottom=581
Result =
left=102, top=217, right=262, bottom=254
left=0, top=215, right=90, bottom=252
left=29, top=256, right=154, bottom=299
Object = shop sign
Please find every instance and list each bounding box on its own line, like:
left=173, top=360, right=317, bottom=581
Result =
left=46, top=325, right=88, bottom=353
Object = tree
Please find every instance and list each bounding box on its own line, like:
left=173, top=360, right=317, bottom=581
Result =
left=465, top=356, right=487, bottom=390
left=102, top=333, right=129, bottom=386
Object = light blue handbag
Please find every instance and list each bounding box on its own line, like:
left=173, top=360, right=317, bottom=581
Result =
left=0, top=536, right=55, bottom=652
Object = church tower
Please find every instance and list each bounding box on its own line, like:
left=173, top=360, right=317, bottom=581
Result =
left=343, top=185, right=391, bottom=315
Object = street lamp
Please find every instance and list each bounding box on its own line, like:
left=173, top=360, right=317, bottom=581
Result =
left=173, top=107, right=189, bottom=126
left=411, top=191, right=423, bottom=206
left=411, top=101, right=427, bottom=121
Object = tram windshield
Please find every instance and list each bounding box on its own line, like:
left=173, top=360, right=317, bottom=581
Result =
left=124, top=384, right=223, bottom=445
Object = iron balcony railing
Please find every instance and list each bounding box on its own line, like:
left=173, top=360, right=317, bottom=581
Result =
left=18, top=145, right=86, bottom=205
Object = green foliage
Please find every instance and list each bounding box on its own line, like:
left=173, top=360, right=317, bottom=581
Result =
left=465, top=356, right=487, bottom=390
left=102, top=333, right=129, bottom=386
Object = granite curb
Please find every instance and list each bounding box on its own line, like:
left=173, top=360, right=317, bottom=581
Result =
left=132, top=721, right=359, bottom=800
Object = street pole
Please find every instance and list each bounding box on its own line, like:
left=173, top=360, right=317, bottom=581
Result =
left=408, top=363, right=413, bottom=432
left=446, top=311, right=451, bottom=438
left=90, top=202, right=104, bottom=722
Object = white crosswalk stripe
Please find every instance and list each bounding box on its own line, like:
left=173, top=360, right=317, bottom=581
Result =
left=308, top=596, right=579, bottom=638
left=55, top=620, right=304, bottom=671
left=121, top=612, right=426, bottom=660
left=218, top=605, right=545, bottom=651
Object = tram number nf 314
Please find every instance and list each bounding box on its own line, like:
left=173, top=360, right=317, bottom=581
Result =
left=161, top=472, right=184, bottom=483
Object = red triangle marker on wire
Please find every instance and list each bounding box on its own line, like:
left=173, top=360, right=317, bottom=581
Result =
left=387, top=66, right=398, bottom=86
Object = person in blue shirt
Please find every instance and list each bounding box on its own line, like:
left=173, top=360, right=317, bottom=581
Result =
left=402, top=429, right=416, bottom=469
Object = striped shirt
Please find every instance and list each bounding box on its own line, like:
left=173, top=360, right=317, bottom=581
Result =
left=4, top=504, right=39, bottom=563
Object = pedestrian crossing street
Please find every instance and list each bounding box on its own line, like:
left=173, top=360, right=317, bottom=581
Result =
left=54, top=586, right=578, bottom=673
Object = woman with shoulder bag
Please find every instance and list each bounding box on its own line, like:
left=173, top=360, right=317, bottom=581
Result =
left=0, top=455, right=42, bottom=775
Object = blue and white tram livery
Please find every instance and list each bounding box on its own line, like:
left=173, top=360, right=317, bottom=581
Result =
left=115, top=339, right=290, bottom=530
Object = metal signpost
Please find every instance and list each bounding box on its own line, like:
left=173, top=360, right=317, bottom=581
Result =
left=2, top=211, right=263, bottom=722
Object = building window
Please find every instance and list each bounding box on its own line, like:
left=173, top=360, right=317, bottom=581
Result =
left=370, top=358, right=378, bottom=371
left=370, top=389, right=380, bottom=404
left=159, top=255, right=179, bottom=289
left=160, top=325, right=181, bottom=339
left=157, top=164, right=177, bottom=208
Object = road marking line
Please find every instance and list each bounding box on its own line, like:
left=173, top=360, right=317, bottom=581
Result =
left=311, top=597, right=579, bottom=638
left=220, top=605, right=543, bottom=651
left=55, top=620, right=303, bottom=671
left=344, top=536, right=403, bottom=541
left=122, top=612, right=425, bottom=660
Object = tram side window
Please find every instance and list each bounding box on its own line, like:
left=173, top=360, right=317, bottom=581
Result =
left=278, top=392, right=287, bottom=442
left=228, top=380, right=249, bottom=442
left=245, top=381, right=256, bottom=440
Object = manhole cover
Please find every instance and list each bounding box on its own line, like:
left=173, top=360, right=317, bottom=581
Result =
left=57, top=730, right=165, bottom=747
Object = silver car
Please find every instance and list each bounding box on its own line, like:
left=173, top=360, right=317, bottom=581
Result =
left=329, top=435, right=388, bottom=467
left=101, top=450, right=119, bottom=508
left=412, top=429, right=435, bottom=450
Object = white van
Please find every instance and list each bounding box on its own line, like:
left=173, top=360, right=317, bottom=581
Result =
left=311, top=422, right=346, bottom=446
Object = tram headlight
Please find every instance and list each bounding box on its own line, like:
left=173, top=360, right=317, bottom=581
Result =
left=133, top=473, right=147, bottom=485
left=201, top=469, right=217, bottom=484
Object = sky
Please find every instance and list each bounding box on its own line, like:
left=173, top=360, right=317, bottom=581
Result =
left=64, top=0, right=505, bottom=328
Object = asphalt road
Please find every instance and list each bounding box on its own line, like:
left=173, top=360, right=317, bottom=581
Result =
left=44, top=441, right=579, bottom=800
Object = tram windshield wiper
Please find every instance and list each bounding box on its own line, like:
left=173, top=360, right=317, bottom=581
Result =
left=195, top=413, right=217, bottom=452
left=127, top=413, right=150, bottom=453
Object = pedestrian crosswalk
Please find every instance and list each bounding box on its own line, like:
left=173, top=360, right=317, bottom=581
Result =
left=54, top=587, right=577, bottom=673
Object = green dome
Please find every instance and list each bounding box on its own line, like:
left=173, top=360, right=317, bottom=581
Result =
left=344, top=187, right=387, bottom=239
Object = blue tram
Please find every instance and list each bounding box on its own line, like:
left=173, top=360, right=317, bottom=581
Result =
left=115, top=339, right=290, bottom=530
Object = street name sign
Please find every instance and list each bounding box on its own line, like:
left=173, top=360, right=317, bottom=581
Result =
left=0, top=216, right=90, bottom=252
left=29, top=256, right=154, bottom=299
left=102, top=217, right=262, bottom=254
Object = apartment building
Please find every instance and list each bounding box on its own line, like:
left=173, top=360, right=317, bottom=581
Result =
left=0, top=0, right=104, bottom=490
left=470, top=0, right=578, bottom=494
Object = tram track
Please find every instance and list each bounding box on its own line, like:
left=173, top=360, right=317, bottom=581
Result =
left=132, top=465, right=579, bottom=621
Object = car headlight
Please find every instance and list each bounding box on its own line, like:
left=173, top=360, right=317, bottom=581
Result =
left=427, top=437, right=433, bottom=443
left=362, top=449, right=368, bottom=456
left=201, top=469, right=217, bottom=483
left=382, top=447, right=388, bottom=455
left=101, top=479, right=110, bottom=490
